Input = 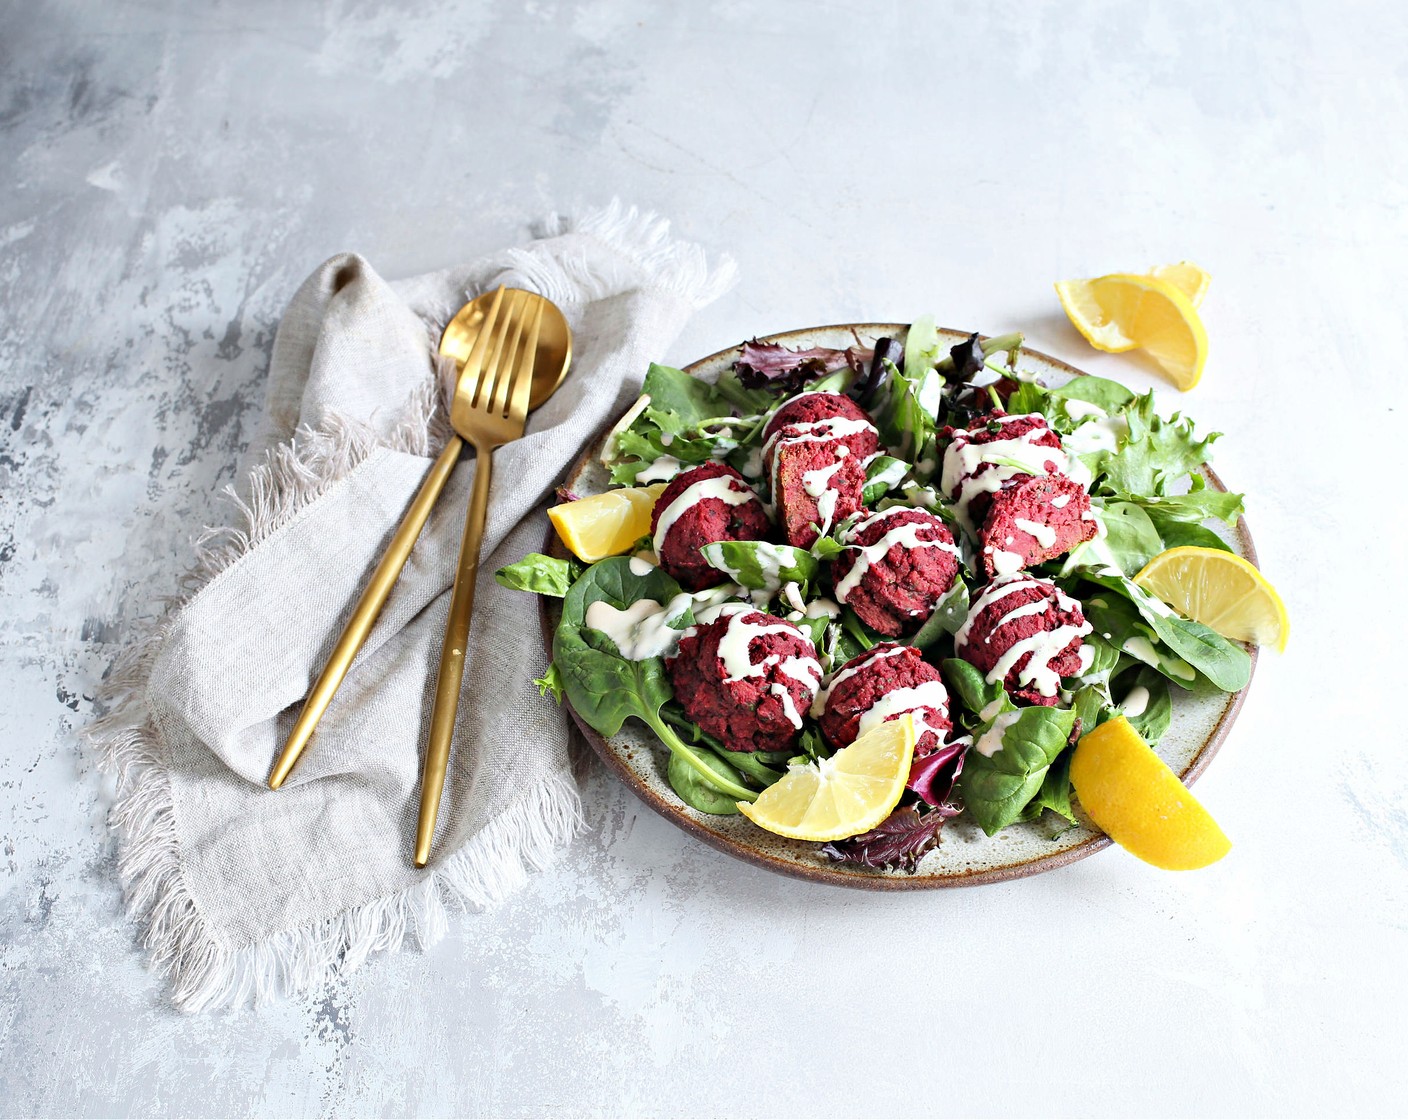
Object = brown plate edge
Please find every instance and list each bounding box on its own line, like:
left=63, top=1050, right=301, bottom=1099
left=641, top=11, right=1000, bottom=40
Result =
left=538, top=324, right=1259, bottom=890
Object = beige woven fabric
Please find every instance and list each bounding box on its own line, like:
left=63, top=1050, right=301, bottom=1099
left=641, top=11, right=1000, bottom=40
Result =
left=91, top=206, right=733, bottom=1009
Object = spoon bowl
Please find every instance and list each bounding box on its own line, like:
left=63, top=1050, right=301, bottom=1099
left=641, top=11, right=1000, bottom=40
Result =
left=439, top=288, right=571, bottom=411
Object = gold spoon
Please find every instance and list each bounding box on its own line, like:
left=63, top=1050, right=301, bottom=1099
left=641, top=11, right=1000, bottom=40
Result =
left=268, top=287, right=571, bottom=791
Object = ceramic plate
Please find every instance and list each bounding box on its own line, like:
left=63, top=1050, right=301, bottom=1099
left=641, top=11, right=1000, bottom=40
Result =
left=541, top=324, right=1257, bottom=888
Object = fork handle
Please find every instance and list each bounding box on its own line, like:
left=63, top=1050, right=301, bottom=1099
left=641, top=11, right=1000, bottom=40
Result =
left=268, top=435, right=464, bottom=790
left=415, top=437, right=495, bottom=866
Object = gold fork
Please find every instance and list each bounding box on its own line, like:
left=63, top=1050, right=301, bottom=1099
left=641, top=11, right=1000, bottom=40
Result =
left=267, top=287, right=512, bottom=791
left=415, top=290, right=546, bottom=866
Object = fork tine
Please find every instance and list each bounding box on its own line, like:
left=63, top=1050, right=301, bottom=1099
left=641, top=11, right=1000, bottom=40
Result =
left=473, top=290, right=520, bottom=409
left=489, top=296, right=529, bottom=417
left=461, top=285, right=505, bottom=388
left=507, top=300, right=544, bottom=424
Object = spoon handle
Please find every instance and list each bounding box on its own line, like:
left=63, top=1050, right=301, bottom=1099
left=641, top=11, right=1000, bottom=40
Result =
left=415, top=438, right=494, bottom=866
left=268, top=435, right=463, bottom=790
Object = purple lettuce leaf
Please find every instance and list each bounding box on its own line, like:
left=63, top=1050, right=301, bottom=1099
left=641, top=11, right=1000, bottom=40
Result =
left=820, top=802, right=961, bottom=873
left=734, top=339, right=873, bottom=392
left=907, top=736, right=969, bottom=808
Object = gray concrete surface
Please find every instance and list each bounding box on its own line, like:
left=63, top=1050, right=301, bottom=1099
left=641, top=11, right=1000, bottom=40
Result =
left=2, top=0, right=1405, bottom=1116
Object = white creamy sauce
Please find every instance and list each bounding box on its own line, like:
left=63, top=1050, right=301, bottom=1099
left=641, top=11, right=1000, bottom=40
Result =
left=975, top=709, right=1022, bottom=757
left=740, top=445, right=765, bottom=479
left=781, top=581, right=807, bottom=614
left=1063, top=414, right=1127, bottom=457
left=628, top=556, right=656, bottom=576
left=805, top=597, right=841, bottom=619
left=1120, top=685, right=1151, bottom=718
left=802, top=448, right=849, bottom=498
left=865, top=457, right=908, bottom=494
left=809, top=643, right=909, bottom=717
left=1124, top=635, right=1161, bottom=667
left=833, top=508, right=961, bottom=603
left=857, top=681, right=950, bottom=740
left=652, top=474, right=756, bottom=553
left=584, top=593, right=695, bottom=660
left=659, top=432, right=674, bottom=447
left=1050, top=493, right=1070, bottom=509
left=1014, top=517, right=1057, bottom=549
left=939, top=415, right=1074, bottom=537
left=917, top=369, right=944, bottom=416
left=635, top=454, right=682, bottom=483
left=1063, top=398, right=1108, bottom=421
left=988, top=548, right=1024, bottom=575
left=978, top=697, right=1007, bottom=723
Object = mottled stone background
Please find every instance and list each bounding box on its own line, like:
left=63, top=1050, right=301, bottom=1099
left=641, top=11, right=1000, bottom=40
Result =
left=2, top=1, right=1404, bottom=1116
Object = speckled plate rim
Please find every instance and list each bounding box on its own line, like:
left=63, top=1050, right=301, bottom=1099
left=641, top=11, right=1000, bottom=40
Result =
left=541, top=324, right=1258, bottom=889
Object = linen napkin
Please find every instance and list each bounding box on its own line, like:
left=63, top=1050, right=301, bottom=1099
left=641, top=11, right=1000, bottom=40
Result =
left=89, top=204, right=734, bottom=1011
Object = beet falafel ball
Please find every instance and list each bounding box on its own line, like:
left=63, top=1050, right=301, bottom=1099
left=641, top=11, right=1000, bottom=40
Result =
left=815, top=643, right=953, bottom=755
left=772, top=439, right=867, bottom=548
left=979, top=474, right=1096, bottom=577
left=830, top=508, right=962, bottom=637
left=765, top=392, right=880, bottom=549
left=650, top=462, right=772, bottom=592
left=940, top=411, right=1096, bottom=576
left=761, top=391, right=882, bottom=461
left=954, top=573, right=1094, bottom=705
left=666, top=603, right=822, bottom=753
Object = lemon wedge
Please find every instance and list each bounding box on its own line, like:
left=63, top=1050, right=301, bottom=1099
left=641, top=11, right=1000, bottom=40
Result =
left=1148, top=261, right=1211, bottom=308
left=547, top=483, right=666, bottom=563
left=1133, top=546, right=1288, bottom=652
left=738, top=715, right=916, bottom=842
left=1071, top=716, right=1230, bottom=870
left=1055, top=272, right=1208, bottom=389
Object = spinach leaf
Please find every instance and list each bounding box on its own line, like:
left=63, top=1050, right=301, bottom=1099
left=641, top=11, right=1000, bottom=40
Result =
left=699, top=540, right=818, bottom=593
left=941, top=657, right=1010, bottom=725
left=797, top=727, right=830, bottom=763
left=958, top=706, right=1078, bottom=835
left=1069, top=683, right=1111, bottom=738
left=906, top=581, right=970, bottom=652
left=1130, top=484, right=1245, bottom=525
left=1047, top=375, right=1136, bottom=414
left=495, top=553, right=581, bottom=597
left=1145, top=509, right=1233, bottom=553
left=717, top=747, right=786, bottom=790
left=1079, top=590, right=1199, bottom=689
left=1081, top=633, right=1123, bottom=681
left=1022, top=748, right=1077, bottom=825
left=554, top=557, right=755, bottom=803
left=861, top=455, right=909, bottom=505
left=840, top=608, right=880, bottom=653
left=1111, top=664, right=1172, bottom=746
left=668, top=751, right=743, bottom=814
left=1098, top=501, right=1164, bottom=574
left=1081, top=571, right=1251, bottom=693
